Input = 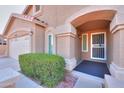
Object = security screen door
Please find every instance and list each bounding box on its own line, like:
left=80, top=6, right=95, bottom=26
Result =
left=91, top=32, right=106, bottom=60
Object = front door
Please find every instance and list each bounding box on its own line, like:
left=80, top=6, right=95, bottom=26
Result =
left=91, top=32, right=106, bottom=60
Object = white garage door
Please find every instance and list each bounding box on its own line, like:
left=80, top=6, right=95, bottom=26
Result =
left=9, top=35, right=31, bottom=60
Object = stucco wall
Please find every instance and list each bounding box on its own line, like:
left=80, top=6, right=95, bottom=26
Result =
left=113, top=31, right=120, bottom=66
left=0, top=45, right=7, bottom=57
left=120, top=30, right=124, bottom=67
left=56, top=33, right=81, bottom=61
left=5, top=18, right=36, bottom=54
left=56, top=35, right=70, bottom=58
left=34, top=24, right=45, bottom=53
left=113, top=30, right=124, bottom=68
left=71, top=35, right=82, bottom=63
left=107, top=28, right=113, bottom=65
left=5, top=18, right=34, bottom=37
left=26, top=5, right=88, bottom=27
left=37, top=6, right=57, bottom=27
left=56, top=5, right=88, bottom=26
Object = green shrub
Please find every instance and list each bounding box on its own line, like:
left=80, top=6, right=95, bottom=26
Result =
left=19, top=53, right=65, bottom=87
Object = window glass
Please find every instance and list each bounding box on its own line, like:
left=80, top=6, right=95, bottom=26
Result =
left=48, top=35, right=53, bottom=54
left=35, top=5, right=40, bottom=12
left=0, top=39, right=2, bottom=45
left=3, top=40, right=6, bottom=45
left=82, top=34, right=88, bottom=52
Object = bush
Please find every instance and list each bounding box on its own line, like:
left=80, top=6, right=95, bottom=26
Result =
left=19, top=53, right=65, bottom=87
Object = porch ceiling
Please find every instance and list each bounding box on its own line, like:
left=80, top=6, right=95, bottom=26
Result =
left=71, top=10, right=116, bottom=28
left=76, top=20, right=110, bottom=31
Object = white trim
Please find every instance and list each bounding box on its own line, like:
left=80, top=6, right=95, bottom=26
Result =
left=82, top=33, right=88, bottom=52
left=91, top=32, right=106, bottom=60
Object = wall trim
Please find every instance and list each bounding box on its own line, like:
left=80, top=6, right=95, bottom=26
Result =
left=56, top=32, right=77, bottom=38
left=111, top=24, right=124, bottom=33
left=110, top=63, right=124, bottom=80
left=65, top=58, right=77, bottom=71
left=65, top=6, right=117, bottom=24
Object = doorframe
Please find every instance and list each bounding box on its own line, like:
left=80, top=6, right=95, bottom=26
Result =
left=91, top=32, right=107, bottom=60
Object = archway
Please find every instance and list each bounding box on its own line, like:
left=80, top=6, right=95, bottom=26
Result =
left=69, top=10, right=116, bottom=64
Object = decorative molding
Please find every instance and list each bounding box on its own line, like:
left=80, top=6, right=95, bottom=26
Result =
left=111, top=24, right=124, bottom=33
left=65, top=6, right=117, bottom=23
left=110, top=63, right=124, bottom=80
left=65, top=58, right=77, bottom=71
left=56, top=32, right=77, bottom=38
left=7, top=30, right=31, bottom=39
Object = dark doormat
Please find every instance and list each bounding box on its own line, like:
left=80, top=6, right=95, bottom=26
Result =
left=74, top=60, right=110, bottom=78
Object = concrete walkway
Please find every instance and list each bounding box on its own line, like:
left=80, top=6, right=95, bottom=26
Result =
left=16, top=73, right=42, bottom=88
left=72, top=71, right=104, bottom=88
left=0, top=57, right=20, bottom=71
left=0, top=57, right=41, bottom=88
left=0, top=57, right=105, bottom=88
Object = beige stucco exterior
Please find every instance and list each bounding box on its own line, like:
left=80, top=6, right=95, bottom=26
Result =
left=24, top=5, right=88, bottom=27
left=2, top=5, right=124, bottom=79
left=0, top=35, right=7, bottom=57
left=0, top=45, right=7, bottom=56
left=34, top=24, right=45, bottom=53
left=110, top=29, right=124, bottom=68
left=3, top=14, right=45, bottom=57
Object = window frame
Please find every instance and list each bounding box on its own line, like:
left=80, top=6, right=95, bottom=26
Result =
left=33, top=5, right=42, bottom=16
left=82, top=33, right=88, bottom=52
left=48, top=34, right=53, bottom=54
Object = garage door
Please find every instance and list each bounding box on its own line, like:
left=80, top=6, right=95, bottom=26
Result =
left=9, top=35, right=31, bottom=60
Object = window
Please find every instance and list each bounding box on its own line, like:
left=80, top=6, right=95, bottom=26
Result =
left=82, top=34, right=88, bottom=52
left=48, top=34, right=53, bottom=54
left=0, top=38, right=7, bottom=45
left=3, top=40, right=7, bottom=45
left=0, top=39, right=2, bottom=45
left=34, top=5, right=42, bottom=15
left=35, top=5, right=40, bottom=12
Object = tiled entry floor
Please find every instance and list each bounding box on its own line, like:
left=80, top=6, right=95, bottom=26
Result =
left=74, top=60, right=110, bottom=78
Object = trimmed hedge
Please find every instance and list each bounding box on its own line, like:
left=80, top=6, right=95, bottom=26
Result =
left=19, top=53, right=65, bottom=87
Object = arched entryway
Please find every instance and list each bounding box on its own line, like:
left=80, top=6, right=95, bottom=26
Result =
left=71, top=10, right=116, bottom=64
left=66, top=10, right=117, bottom=77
